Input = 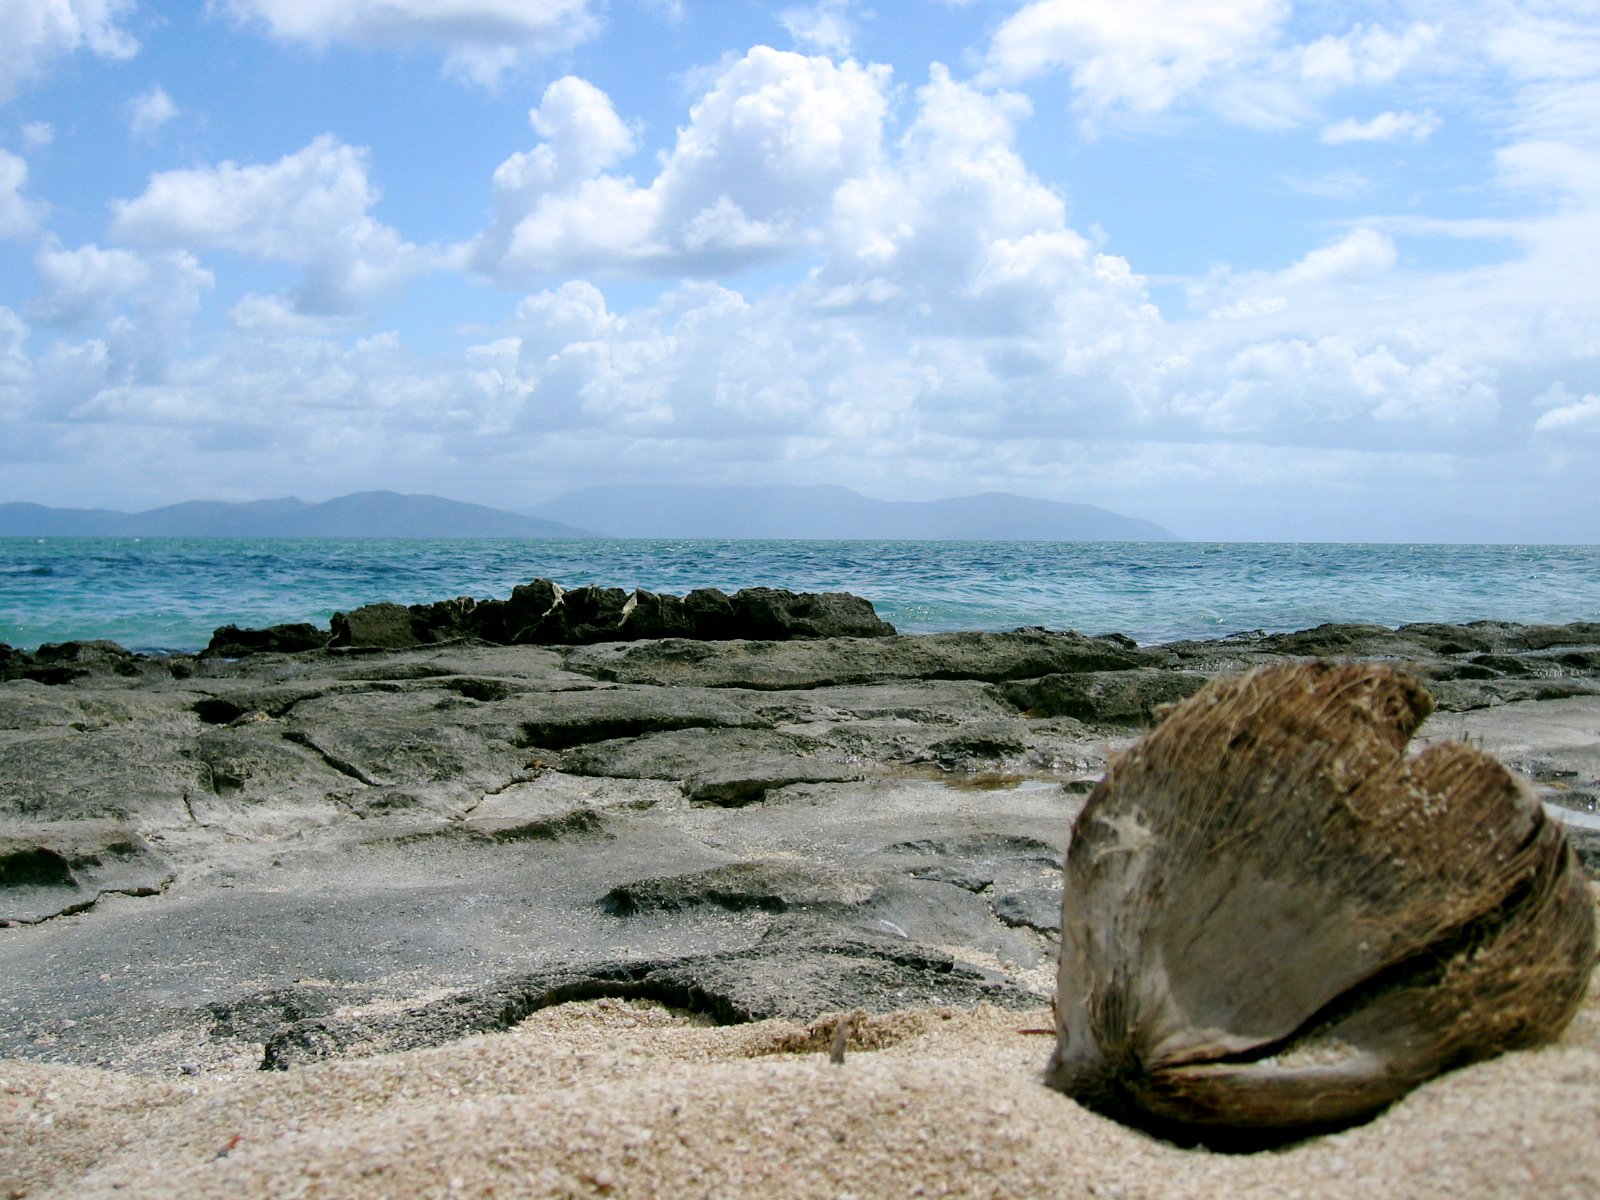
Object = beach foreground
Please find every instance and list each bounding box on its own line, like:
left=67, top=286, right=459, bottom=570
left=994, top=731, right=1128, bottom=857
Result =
left=4, top=617, right=1599, bottom=1195
left=5, top=980, right=1599, bottom=1200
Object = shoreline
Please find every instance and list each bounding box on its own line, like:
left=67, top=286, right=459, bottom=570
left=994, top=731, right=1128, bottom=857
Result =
left=4, top=613, right=1598, bottom=1196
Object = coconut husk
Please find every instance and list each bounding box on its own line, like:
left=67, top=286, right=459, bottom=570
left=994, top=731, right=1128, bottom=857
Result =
left=1047, top=661, right=1597, bottom=1145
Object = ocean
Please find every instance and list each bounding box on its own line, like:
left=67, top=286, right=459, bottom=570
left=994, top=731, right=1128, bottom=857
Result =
left=1, top=538, right=1597, bottom=654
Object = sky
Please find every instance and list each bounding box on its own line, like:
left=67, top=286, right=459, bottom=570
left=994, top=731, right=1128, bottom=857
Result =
left=0, top=0, right=1596, bottom=542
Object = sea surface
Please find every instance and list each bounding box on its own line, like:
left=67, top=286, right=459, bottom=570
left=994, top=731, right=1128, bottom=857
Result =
left=1, top=538, right=1597, bottom=654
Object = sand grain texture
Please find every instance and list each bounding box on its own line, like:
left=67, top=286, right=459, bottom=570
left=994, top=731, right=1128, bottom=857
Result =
left=5, top=976, right=1598, bottom=1200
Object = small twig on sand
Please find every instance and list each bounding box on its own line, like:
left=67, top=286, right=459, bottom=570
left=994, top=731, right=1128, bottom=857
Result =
left=829, top=1012, right=854, bottom=1065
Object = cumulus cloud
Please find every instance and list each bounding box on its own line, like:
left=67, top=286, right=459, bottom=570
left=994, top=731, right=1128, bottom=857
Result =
left=109, top=135, right=431, bottom=315
left=28, top=239, right=214, bottom=391
left=473, top=49, right=891, bottom=281
left=979, top=2, right=1442, bottom=133
left=474, top=65, right=1167, bottom=453
left=21, top=121, right=53, bottom=147
left=221, top=0, right=601, bottom=85
left=127, top=84, right=178, bottom=139
left=781, top=0, right=856, bottom=57
left=0, top=150, right=45, bottom=238
left=0, top=0, right=136, bottom=103
left=980, top=0, right=1287, bottom=115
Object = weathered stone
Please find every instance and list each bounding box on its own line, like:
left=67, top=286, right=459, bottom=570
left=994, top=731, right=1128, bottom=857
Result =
left=727, top=587, right=896, bottom=640
left=204, top=623, right=327, bottom=657
left=617, top=589, right=695, bottom=640
left=999, top=669, right=1212, bottom=725
left=601, top=861, right=878, bottom=915
left=565, top=629, right=1161, bottom=690
left=0, top=823, right=173, bottom=925
left=682, top=760, right=864, bottom=806
left=548, top=585, right=631, bottom=643
left=329, top=602, right=419, bottom=650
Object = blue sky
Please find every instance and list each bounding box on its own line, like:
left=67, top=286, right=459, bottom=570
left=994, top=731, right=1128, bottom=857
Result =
left=1, top=0, right=1596, bottom=541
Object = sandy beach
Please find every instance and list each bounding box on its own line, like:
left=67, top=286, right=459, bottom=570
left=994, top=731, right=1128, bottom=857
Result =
left=5, top=978, right=1599, bottom=1199
left=4, top=611, right=1598, bottom=1197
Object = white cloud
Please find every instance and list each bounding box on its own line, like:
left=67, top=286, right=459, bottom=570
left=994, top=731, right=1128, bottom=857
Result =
left=28, top=239, right=214, bottom=390
left=980, top=0, right=1287, bottom=116
left=0, top=306, right=31, bottom=419
left=109, top=135, right=431, bottom=314
left=781, top=0, right=856, bottom=58
left=21, top=120, right=53, bottom=147
left=1166, top=337, right=1498, bottom=439
left=1194, top=228, right=1397, bottom=323
left=32, top=241, right=152, bottom=325
left=1533, top=383, right=1600, bottom=434
left=0, top=0, right=136, bottom=104
left=127, top=84, right=178, bottom=140
left=1297, top=22, right=1436, bottom=88
left=1321, top=108, right=1441, bottom=144
left=473, top=48, right=892, bottom=281
left=1279, top=228, right=1397, bottom=287
left=222, top=0, right=601, bottom=85
left=979, top=3, right=1442, bottom=133
left=0, top=150, right=45, bottom=238
left=473, top=65, right=1166, bottom=451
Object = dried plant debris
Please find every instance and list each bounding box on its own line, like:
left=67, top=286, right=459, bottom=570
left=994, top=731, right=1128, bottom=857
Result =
left=1047, top=661, right=1597, bottom=1147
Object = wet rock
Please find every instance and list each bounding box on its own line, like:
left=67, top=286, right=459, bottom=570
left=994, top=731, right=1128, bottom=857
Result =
left=329, top=602, right=419, bottom=650
left=726, top=587, right=895, bottom=640
left=4, top=640, right=145, bottom=684
left=617, top=589, right=696, bottom=640
left=204, top=623, right=327, bottom=658
left=999, top=669, right=1211, bottom=725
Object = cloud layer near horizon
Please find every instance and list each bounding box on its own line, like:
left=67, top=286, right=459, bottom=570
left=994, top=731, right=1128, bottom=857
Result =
left=0, top=0, right=1596, bottom=541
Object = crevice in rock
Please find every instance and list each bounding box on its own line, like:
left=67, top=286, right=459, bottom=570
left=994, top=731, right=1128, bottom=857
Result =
left=281, top=731, right=382, bottom=787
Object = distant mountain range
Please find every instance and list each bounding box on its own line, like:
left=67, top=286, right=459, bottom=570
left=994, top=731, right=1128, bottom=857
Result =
left=529, top=485, right=1177, bottom=541
left=0, top=492, right=594, bottom=538
left=1, top=486, right=1177, bottom=541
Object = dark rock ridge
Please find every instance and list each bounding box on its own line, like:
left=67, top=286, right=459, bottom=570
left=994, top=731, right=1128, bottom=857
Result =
left=205, top=580, right=894, bottom=656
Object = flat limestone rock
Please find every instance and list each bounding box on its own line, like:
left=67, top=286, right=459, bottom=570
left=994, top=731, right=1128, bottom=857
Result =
left=0, top=822, right=174, bottom=925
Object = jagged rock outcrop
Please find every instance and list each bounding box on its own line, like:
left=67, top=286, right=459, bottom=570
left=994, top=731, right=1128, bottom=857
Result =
left=200, top=579, right=895, bottom=656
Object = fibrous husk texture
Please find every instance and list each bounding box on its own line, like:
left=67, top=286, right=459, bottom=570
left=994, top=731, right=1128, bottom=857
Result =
left=1048, top=661, right=1597, bottom=1144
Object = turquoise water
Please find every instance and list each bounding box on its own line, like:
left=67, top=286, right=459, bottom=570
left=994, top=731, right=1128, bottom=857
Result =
left=1, top=538, right=1597, bottom=653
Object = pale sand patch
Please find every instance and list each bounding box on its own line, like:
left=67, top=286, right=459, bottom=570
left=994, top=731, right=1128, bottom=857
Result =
left=4, top=966, right=1597, bottom=1200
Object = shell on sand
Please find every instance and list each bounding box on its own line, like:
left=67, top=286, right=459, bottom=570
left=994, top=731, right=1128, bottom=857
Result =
left=1047, top=661, right=1597, bottom=1142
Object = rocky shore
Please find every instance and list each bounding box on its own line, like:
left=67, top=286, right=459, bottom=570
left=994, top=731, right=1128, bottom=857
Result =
left=3, top=585, right=1597, bottom=1084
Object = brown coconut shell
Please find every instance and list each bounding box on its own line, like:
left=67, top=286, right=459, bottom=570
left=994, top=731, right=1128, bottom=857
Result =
left=1047, top=661, right=1597, bottom=1145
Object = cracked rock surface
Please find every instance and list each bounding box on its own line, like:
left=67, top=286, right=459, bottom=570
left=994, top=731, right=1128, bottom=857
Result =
left=2, top=620, right=1598, bottom=1073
